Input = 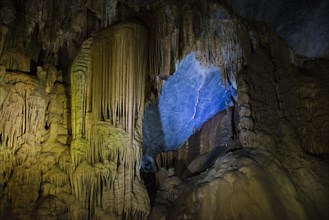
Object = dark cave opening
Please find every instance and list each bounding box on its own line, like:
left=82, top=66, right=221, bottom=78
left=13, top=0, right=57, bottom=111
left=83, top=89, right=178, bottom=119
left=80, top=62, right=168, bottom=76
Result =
left=140, top=171, right=157, bottom=206
left=30, top=59, right=38, bottom=76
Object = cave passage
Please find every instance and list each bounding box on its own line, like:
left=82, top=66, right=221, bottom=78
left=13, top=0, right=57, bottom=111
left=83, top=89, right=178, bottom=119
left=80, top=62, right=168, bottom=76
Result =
left=142, top=52, right=236, bottom=170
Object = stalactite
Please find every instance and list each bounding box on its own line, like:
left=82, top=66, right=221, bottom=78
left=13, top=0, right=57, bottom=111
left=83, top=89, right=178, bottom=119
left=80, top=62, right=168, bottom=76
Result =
left=0, top=73, right=47, bottom=174
left=155, top=151, right=178, bottom=171
left=69, top=21, right=150, bottom=219
left=70, top=38, right=93, bottom=139
left=70, top=121, right=149, bottom=218
left=90, top=21, right=148, bottom=139
left=72, top=161, right=98, bottom=217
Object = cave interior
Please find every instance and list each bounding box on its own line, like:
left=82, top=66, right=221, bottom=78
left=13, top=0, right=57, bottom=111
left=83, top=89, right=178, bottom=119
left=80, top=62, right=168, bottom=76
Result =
left=0, top=0, right=328, bottom=219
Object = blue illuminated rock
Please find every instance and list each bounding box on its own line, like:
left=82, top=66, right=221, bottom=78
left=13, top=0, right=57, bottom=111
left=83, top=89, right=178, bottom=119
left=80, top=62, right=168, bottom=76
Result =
left=159, top=53, right=236, bottom=151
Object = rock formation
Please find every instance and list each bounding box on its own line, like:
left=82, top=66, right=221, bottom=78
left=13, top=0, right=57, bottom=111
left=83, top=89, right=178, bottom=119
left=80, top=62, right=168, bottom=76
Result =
left=70, top=21, right=150, bottom=219
left=0, top=0, right=328, bottom=220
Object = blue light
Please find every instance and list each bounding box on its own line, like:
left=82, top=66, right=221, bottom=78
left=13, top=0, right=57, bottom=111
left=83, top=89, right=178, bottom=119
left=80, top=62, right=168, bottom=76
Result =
left=141, top=52, right=236, bottom=170
left=159, top=52, right=236, bottom=150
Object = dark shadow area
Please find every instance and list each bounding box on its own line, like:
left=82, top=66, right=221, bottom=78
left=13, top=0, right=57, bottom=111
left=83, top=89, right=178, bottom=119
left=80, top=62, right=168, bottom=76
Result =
left=140, top=171, right=157, bottom=206
left=141, top=102, right=165, bottom=170
left=141, top=102, right=165, bottom=205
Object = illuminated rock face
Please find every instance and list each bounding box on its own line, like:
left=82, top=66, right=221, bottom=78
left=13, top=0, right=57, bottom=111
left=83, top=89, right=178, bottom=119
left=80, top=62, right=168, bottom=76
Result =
left=0, top=21, right=151, bottom=220
left=159, top=53, right=236, bottom=150
left=142, top=53, right=236, bottom=168
left=0, top=68, right=70, bottom=219
left=69, top=21, right=150, bottom=219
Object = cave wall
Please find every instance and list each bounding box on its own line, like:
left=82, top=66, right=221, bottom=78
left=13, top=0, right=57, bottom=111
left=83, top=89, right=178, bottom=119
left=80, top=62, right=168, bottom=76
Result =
left=231, top=0, right=329, bottom=57
left=0, top=0, right=328, bottom=219
left=0, top=67, right=70, bottom=219
left=151, top=30, right=329, bottom=220
left=0, top=0, right=120, bottom=73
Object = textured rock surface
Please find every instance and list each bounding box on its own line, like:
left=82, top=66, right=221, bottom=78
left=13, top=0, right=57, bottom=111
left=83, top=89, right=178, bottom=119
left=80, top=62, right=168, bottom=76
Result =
left=231, top=0, right=329, bottom=57
left=0, top=0, right=328, bottom=219
left=155, top=107, right=237, bottom=177
left=151, top=38, right=329, bottom=220
left=142, top=52, right=236, bottom=166
left=0, top=66, right=70, bottom=219
left=69, top=21, right=150, bottom=219
left=0, top=0, right=121, bottom=73
left=0, top=21, right=151, bottom=219
left=142, top=103, right=163, bottom=161
left=158, top=53, right=236, bottom=150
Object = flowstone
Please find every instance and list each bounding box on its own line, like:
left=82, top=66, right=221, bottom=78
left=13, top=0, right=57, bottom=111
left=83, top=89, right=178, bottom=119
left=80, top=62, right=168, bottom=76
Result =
left=69, top=21, right=150, bottom=219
